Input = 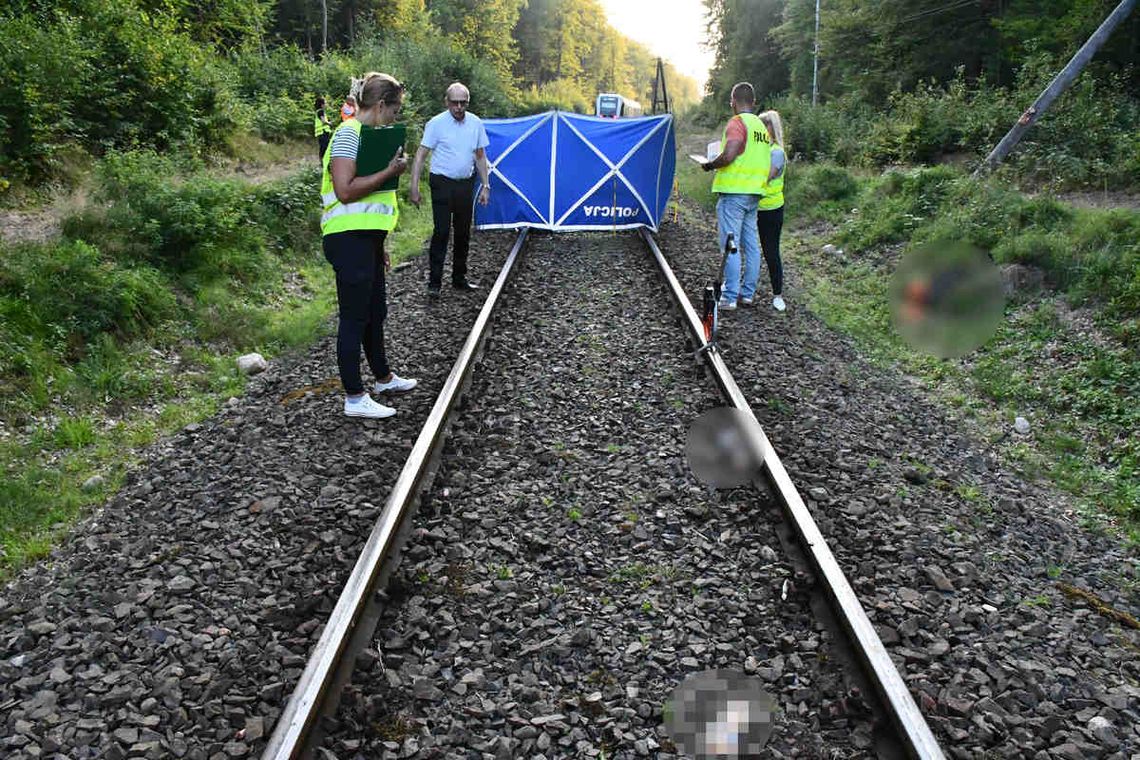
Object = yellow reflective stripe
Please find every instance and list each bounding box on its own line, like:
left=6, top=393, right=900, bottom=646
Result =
left=321, top=201, right=395, bottom=224
left=322, top=208, right=398, bottom=234
left=319, top=120, right=402, bottom=235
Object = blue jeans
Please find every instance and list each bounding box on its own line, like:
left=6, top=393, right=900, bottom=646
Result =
left=716, top=193, right=761, bottom=302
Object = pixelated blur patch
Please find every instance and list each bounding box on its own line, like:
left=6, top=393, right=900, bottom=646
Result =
left=685, top=408, right=768, bottom=489
left=665, top=670, right=776, bottom=758
left=889, top=242, right=1004, bottom=358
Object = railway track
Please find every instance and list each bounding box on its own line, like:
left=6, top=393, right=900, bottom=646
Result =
left=262, top=228, right=945, bottom=759
left=4, top=214, right=1135, bottom=760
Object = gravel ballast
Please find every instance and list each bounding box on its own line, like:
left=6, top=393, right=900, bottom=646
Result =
left=321, top=230, right=872, bottom=759
left=0, top=235, right=519, bottom=759
left=1, top=207, right=1137, bottom=759
left=656, top=203, right=1140, bottom=759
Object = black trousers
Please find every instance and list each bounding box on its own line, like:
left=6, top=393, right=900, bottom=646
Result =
left=428, top=173, right=475, bottom=287
left=318, top=133, right=330, bottom=162
left=322, top=230, right=390, bottom=395
left=757, top=205, right=784, bottom=296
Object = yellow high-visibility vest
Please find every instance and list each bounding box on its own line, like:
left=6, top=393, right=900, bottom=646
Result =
left=759, top=146, right=785, bottom=211
left=314, top=114, right=332, bottom=138
left=320, top=120, right=399, bottom=236
left=711, top=112, right=771, bottom=195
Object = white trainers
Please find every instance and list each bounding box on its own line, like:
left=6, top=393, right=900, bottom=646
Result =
left=374, top=373, right=418, bottom=394
left=741, top=296, right=756, bottom=307
left=717, top=298, right=737, bottom=311
left=772, top=295, right=787, bottom=312
left=344, top=394, right=396, bottom=419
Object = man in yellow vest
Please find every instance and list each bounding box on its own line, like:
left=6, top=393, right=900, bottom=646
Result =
left=702, top=82, right=772, bottom=310
left=314, top=96, right=333, bottom=161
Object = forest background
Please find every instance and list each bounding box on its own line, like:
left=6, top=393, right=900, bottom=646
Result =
left=0, top=0, right=700, bottom=187
left=0, top=0, right=1138, bottom=568
left=698, top=0, right=1140, bottom=188
left=691, top=0, right=1139, bottom=539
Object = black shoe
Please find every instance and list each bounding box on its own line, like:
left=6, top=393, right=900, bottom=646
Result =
left=453, top=280, right=480, bottom=291
left=427, top=285, right=441, bottom=299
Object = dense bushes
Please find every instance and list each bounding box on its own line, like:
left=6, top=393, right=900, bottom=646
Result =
left=762, top=65, right=1140, bottom=189
left=0, top=1, right=520, bottom=187
left=687, top=58, right=1140, bottom=190
left=783, top=163, right=861, bottom=221
left=63, top=152, right=274, bottom=287
left=819, top=164, right=1140, bottom=340
left=0, top=3, right=241, bottom=184
left=1, top=151, right=323, bottom=419
left=0, top=239, right=175, bottom=386
left=517, top=79, right=592, bottom=114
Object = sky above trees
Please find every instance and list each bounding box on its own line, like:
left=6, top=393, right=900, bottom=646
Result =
left=599, top=0, right=715, bottom=92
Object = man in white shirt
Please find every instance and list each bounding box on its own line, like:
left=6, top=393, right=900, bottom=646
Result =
left=409, top=82, right=491, bottom=297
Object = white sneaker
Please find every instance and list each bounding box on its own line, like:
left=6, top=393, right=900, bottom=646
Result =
left=718, top=298, right=737, bottom=311
left=741, top=296, right=755, bottom=307
left=772, top=295, right=786, bottom=312
left=374, top=373, right=418, bottom=394
left=344, top=394, right=396, bottom=419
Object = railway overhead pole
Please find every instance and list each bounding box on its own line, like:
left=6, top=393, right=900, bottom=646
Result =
left=977, top=0, right=1136, bottom=174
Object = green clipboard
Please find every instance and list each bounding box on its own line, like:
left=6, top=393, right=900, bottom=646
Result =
left=355, top=123, right=407, bottom=191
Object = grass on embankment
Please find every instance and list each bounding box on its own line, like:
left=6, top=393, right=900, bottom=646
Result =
left=0, top=150, right=433, bottom=574
left=674, top=156, right=1140, bottom=542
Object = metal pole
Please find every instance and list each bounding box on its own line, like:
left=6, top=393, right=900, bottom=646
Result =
left=320, top=0, right=327, bottom=55
left=977, top=0, right=1136, bottom=174
left=812, top=0, right=821, bottom=105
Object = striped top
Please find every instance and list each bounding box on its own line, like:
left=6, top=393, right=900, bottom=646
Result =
left=329, top=126, right=360, bottom=161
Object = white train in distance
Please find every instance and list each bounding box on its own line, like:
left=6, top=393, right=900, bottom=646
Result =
left=595, top=93, right=643, bottom=118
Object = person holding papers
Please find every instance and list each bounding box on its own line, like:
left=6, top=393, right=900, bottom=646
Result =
left=321, top=72, right=418, bottom=419
left=701, top=82, right=771, bottom=312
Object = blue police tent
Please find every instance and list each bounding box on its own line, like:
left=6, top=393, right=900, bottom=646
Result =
left=475, top=111, right=675, bottom=232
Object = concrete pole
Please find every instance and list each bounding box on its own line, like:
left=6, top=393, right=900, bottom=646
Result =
left=977, top=0, right=1136, bottom=174
left=320, top=0, right=328, bottom=55
left=812, top=0, right=821, bottom=105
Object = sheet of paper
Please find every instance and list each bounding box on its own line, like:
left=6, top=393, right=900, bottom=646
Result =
left=707, top=141, right=719, bottom=160
left=688, top=154, right=708, bottom=165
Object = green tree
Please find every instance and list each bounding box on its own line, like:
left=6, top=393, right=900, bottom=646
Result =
left=141, top=0, right=274, bottom=50
left=427, top=0, right=526, bottom=84
left=705, top=0, right=789, bottom=104
left=996, top=0, right=1140, bottom=88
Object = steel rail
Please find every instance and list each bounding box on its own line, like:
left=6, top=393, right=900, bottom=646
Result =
left=640, top=228, right=946, bottom=760
left=262, top=228, right=530, bottom=759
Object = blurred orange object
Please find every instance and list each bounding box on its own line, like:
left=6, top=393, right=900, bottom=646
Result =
left=901, top=279, right=930, bottom=323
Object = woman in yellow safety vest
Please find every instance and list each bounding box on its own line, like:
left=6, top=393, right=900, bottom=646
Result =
left=314, top=96, right=333, bottom=160
left=756, top=110, right=787, bottom=312
left=322, top=72, right=418, bottom=419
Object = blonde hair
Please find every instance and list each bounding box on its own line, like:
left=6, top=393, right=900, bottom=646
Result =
left=350, top=72, right=404, bottom=110
left=759, top=110, right=784, bottom=148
